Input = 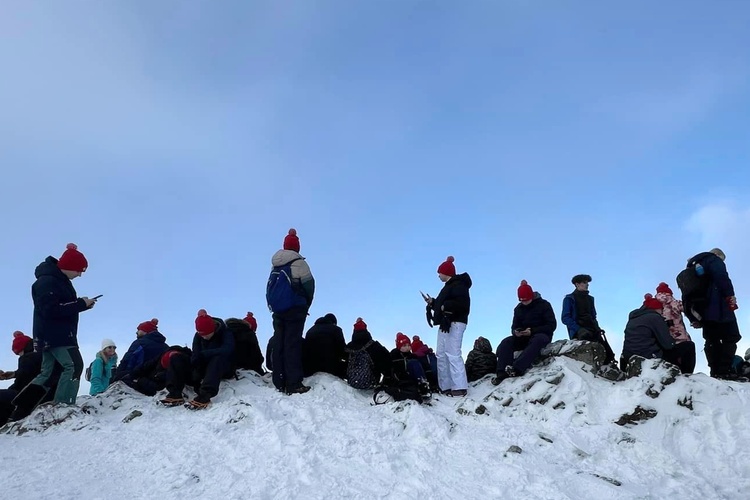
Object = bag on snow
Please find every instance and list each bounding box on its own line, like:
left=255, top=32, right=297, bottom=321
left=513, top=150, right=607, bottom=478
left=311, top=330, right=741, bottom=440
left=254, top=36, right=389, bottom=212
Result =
left=346, top=341, right=378, bottom=390
left=266, top=258, right=307, bottom=314
left=373, top=379, right=426, bottom=405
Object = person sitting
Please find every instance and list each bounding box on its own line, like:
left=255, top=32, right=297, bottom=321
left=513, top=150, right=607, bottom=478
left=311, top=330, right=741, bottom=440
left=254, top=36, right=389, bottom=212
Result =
left=0, top=332, right=40, bottom=425
left=730, top=348, right=750, bottom=378
left=654, top=282, right=696, bottom=374
left=113, top=318, right=169, bottom=393
left=225, top=312, right=265, bottom=375
left=158, top=345, right=194, bottom=406
left=185, top=309, right=235, bottom=409
left=561, top=274, right=616, bottom=364
left=493, top=281, right=557, bottom=385
left=621, top=294, right=691, bottom=374
left=344, top=318, right=391, bottom=390
left=410, top=335, right=438, bottom=388
left=302, top=313, right=346, bottom=378
left=465, top=336, right=497, bottom=382
left=389, top=333, right=429, bottom=392
left=88, top=339, right=118, bottom=396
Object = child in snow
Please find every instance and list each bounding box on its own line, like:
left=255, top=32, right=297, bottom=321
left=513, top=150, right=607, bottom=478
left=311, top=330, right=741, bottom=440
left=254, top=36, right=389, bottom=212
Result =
left=389, top=333, right=429, bottom=389
left=89, top=339, right=118, bottom=396
left=654, top=282, right=696, bottom=373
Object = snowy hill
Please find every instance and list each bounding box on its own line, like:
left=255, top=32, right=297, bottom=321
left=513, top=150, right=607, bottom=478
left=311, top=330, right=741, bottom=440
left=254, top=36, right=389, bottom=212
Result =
left=1, top=356, right=749, bottom=500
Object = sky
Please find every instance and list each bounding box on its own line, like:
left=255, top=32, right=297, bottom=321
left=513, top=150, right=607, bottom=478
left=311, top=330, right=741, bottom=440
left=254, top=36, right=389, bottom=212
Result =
left=1, top=1, right=750, bottom=383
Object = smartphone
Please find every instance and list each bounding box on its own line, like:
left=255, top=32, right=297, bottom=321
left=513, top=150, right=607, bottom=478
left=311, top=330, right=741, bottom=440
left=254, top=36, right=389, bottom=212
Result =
left=91, top=294, right=103, bottom=300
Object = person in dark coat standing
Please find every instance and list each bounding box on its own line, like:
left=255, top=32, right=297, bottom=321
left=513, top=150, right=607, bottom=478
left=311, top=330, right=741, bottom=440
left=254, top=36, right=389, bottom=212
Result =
left=683, top=248, right=742, bottom=379
left=268, top=228, right=315, bottom=395
left=561, top=274, right=616, bottom=364
left=187, top=309, right=235, bottom=409
left=302, top=313, right=346, bottom=378
left=621, top=294, right=692, bottom=374
left=113, top=318, right=170, bottom=395
left=493, top=281, right=557, bottom=385
left=465, top=337, right=497, bottom=382
left=424, top=256, right=471, bottom=397
left=12, top=244, right=97, bottom=416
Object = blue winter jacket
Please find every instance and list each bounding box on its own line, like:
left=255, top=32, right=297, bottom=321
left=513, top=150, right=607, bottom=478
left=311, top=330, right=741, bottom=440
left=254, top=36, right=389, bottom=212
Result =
left=89, top=352, right=118, bottom=396
left=561, top=293, right=598, bottom=339
left=32, top=257, right=89, bottom=348
left=114, top=331, right=169, bottom=381
left=690, top=252, right=736, bottom=323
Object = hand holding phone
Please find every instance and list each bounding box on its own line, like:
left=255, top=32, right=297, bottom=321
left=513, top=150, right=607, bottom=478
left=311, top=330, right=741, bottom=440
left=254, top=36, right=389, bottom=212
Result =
left=92, top=294, right=103, bottom=300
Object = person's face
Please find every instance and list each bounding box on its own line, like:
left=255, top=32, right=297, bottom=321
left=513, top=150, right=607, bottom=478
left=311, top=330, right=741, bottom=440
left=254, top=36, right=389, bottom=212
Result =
left=136, top=330, right=146, bottom=338
left=62, top=269, right=83, bottom=280
left=399, top=344, right=412, bottom=353
left=200, top=332, right=215, bottom=341
left=103, top=346, right=116, bottom=357
left=520, top=299, right=532, bottom=306
left=574, top=281, right=590, bottom=292
left=438, top=273, right=450, bottom=283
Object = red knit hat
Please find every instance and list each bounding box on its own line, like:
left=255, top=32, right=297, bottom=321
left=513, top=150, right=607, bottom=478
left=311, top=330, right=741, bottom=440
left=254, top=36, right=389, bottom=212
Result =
left=57, top=243, right=88, bottom=272
left=353, top=317, right=368, bottom=332
left=195, top=309, right=216, bottom=336
left=11, top=331, right=32, bottom=355
left=283, top=228, right=300, bottom=252
left=411, top=335, right=425, bottom=353
left=136, top=318, right=159, bottom=334
left=396, top=332, right=411, bottom=349
left=656, top=282, right=673, bottom=295
left=518, top=280, right=534, bottom=301
left=437, top=256, right=456, bottom=277
left=160, top=350, right=180, bottom=370
left=643, top=293, right=663, bottom=310
left=244, top=312, right=257, bottom=332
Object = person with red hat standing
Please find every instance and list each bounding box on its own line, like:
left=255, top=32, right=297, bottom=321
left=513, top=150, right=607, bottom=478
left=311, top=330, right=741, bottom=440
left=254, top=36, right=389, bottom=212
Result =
left=267, top=228, right=315, bottom=395
left=654, top=282, right=696, bottom=374
left=492, top=281, right=557, bottom=385
left=0, top=332, right=45, bottom=426
left=423, top=256, right=471, bottom=397
left=10, top=244, right=97, bottom=419
left=620, top=294, right=688, bottom=373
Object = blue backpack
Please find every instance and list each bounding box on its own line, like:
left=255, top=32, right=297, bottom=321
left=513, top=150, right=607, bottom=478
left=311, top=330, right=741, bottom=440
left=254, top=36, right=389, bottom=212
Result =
left=266, top=258, right=307, bottom=313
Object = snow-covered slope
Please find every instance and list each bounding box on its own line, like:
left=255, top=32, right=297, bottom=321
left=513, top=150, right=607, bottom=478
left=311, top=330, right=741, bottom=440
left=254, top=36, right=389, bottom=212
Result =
left=1, top=357, right=749, bottom=500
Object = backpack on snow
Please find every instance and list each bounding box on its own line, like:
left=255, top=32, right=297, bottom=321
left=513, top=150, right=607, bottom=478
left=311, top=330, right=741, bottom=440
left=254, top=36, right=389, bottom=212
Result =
left=676, top=260, right=709, bottom=301
left=346, top=341, right=378, bottom=390
left=266, top=258, right=307, bottom=314
left=373, top=379, right=427, bottom=405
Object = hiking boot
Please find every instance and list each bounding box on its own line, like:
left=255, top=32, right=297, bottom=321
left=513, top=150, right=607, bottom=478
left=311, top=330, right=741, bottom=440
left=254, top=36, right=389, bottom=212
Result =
left=505, top=365, right=518, bottom=378
left=160, top=394, right=185, bottom=407
left=186, top=393, right=212, bottom=410
left=450, top=389, right=467, bottom=397
left=285, top=384, right=311, bottom=395
left=491, top=373, right=508, bottom=386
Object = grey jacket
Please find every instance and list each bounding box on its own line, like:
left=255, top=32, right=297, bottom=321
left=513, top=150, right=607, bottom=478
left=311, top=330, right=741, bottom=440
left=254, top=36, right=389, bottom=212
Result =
left=622, top=307, right=674, bottom=360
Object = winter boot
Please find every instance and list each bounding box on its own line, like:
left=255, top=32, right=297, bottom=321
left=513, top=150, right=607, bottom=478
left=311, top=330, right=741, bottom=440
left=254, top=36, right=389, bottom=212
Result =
left=505, top=365, right=518, bottom=378
left=286, top=384, right=311, bottom=395
left=160, top=393, right=185, bottom=407
left=450, top=389, right=467, bottom=397
left=8, top=384, right=48, bottom=422
left=186, top=392, right=211, bottom=410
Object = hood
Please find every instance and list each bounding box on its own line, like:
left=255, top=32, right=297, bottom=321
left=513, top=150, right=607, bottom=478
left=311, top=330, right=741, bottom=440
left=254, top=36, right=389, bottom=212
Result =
left=473, top=336, right=492, bottom=353
left=449, top=272, right=472, bottom=289
left=350, top=329, right=373, bottom=345
left=145, top=331, right=168, bottom=345
left=35, top=256, right=66, bottom=280
left=516, top=292, right=543, bottom=308
left=314, top=314, right=337, bottom=326
left=272, top=249, right=305, bottom=267
left=628, top=306, right=660, bottom=321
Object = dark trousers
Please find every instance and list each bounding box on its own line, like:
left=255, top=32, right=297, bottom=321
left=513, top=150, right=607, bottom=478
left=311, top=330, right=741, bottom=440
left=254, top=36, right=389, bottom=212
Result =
left=272, top=306, right=308, bottom=391
left=575, top=328, right=616, bottom=364
left=406, top=359, right=427, bottom=381
left=417, top=353, right=438, bottom=386
left=703, top=319, right=742, bottom=376
left=497, top=333, right=551, bottom=375
left=193, top=355, right=233, bottom=398
left=0, top=389, right=19, bottom=426
left=663, top=341, right=697, bottom=374
left=165, top=353, right=193, bottom=397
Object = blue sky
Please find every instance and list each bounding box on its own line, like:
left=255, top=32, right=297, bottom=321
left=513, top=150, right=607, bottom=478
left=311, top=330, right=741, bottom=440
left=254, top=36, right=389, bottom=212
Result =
left=2, top=1, right=750, bottom=382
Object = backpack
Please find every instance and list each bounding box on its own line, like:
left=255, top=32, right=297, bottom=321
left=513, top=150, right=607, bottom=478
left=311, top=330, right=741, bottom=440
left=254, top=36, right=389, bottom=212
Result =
left=266, top=258, right=307, bottom=314
left=85, top=360, right=104, bottom=382
left=676, top=260, right=708, bottom=301
left=346, top=341, right=378, bottom=389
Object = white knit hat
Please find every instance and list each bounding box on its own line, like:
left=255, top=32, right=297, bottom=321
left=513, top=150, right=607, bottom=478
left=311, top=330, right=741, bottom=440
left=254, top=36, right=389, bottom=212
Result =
left=101, top=338, right=117, bottom=350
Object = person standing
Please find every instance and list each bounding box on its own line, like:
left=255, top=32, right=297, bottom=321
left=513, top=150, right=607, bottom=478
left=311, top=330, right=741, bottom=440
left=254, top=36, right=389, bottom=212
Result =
left=561, top=274, right=616, bottom=364
left=267, top=228, right=315, bottom=395
left=12, top=243, right=96, bottom=416
left=88, top=339, right=118, bottom=396
left=684, top=248, right=742, bottom=379
left=424, top=256, right=471, bottom=397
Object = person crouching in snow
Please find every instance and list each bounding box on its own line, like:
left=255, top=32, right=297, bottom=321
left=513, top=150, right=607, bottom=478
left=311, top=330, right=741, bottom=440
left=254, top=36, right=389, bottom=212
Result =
left=410, top=335, right=438, bottom=389
left=89, top=339, right=118, bottom=396
left=424, top=256, right=471, bottom=397
left=493, top=281, right=556, bottom=385
left=187, top=309, right=235, bottom=410
left=465, top=336, right=497, bottom=382
left=654, top=282, right=696, bottom=374
left=389, top=333, right=430, bottom=392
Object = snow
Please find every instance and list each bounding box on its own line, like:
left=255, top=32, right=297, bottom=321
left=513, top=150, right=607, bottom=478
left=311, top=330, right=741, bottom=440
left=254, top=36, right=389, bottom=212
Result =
left=1, top=357, right=750, bottom=500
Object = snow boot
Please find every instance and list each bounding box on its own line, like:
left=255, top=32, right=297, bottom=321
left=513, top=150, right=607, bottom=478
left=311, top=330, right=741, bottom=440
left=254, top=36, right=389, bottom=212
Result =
left=285, top=384, right=311, bottom=395
left=160, top=394, right=185, bottom=407
left=186, top=392, right=211, bottom=410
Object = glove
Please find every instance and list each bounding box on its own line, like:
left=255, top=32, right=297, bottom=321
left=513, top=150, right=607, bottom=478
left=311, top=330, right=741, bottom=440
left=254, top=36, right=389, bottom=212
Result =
left=439, top=313, right=452, bottom=333
left=425, top=304, right=434, bottom=328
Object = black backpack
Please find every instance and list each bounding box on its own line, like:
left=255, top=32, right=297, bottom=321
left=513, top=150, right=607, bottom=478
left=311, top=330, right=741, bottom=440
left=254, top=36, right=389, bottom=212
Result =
left=225, top=318, right=265, bottom=373
left=346, top=341, right=378, bottom=389
left=85, top=360, right=105, bottom=382
left=676, top=260, right=708, bottom=301
left=373, top=379, right=427, bottom=404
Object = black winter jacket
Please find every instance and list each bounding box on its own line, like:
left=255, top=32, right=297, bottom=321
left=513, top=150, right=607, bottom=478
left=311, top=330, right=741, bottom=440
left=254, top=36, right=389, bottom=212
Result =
left=303, top=316, right=346, bottom=378
left=512, top=293, right=557, bottom=336
left=345, top=330, right=392, bottom=381
left=431, top=273, right=472, bottom=325
left=9, top=351, right=43, bottom=392
left=192, top=317, right=235, bottom=364
left=32, top=257, right=89, bottom=348
left=622, top=307, right=674, bottom=360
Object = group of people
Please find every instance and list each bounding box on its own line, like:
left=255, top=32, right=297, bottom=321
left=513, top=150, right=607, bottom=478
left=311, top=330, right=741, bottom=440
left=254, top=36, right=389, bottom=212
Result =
left=0, top=234, right=744, bottom=422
